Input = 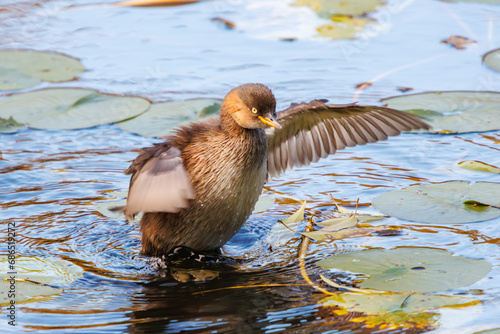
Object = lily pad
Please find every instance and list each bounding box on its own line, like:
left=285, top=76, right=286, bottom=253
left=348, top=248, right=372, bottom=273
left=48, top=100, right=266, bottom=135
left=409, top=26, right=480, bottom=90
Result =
left=483, top=48, right=500, bottom=73
left=294, top=0, right=385, bottom=17
left=372, top=181, right=500, bottom=224
left=113, top=0, right=202, bottom=6
left=0, top=116, right=24, bottom=133
left=0, top=88, right=151, bottom=130
left=458, top=160, right=500, bottom=174
left=441, top=0, right=500, bottom=3
left=321, top=292, right=477, bottom=315
left=317, top=16, right=374, bottom=39
left=116, top=99, right=221, bottom=137
left=317, top=247, right=492, bottom=293
left=0, top=49, right=84, bottom=90
left=0, top=256, right=83, bottom=304
left=382, top=91, right=500, bottom=133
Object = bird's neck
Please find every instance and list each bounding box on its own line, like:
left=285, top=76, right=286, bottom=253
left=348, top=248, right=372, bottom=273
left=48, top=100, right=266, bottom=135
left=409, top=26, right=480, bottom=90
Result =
left=219, top=106, right=245, bottom=134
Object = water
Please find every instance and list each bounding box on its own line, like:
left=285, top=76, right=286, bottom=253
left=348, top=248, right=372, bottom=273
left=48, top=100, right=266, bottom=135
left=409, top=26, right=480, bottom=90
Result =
left=1, top=0, right=500, bottom=333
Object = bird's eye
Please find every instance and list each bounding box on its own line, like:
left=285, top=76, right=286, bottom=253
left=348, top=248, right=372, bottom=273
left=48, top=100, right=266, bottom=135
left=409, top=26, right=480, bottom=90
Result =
left=251, top=107, right=258, bottom=114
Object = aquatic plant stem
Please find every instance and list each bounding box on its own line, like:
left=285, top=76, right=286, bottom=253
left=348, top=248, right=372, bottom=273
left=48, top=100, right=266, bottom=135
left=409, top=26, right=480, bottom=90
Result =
left=298, top=219, right=336, bottom=296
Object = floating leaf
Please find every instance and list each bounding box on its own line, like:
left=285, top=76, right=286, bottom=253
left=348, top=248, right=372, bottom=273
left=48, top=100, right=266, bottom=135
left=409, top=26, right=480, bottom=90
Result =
left=301, top=226, right=385, bottom=241
left=252, top=195, right=275, bottom=214
left=317, top=247, right=492, bottom=293
left=0, top=49, right=84, bottom=90
left=458, top=160, right=500, bottom=174
left=116, top=99, right=221, bottom=137
left=0, top=116, right=24, bottom=133
left=266, top=201, right=306, bottom=245
left=441, top=35, right=476, bottom=49
left=0, top=88, right=150, bottom=130
left=382, top=91, right=500, bottom=133
left=281, top=200, right=307, bottom=226
left=211, top=17, right=236, bottom=29
left=372, top=181, right=500, bottom=224
left=113, top=0, right=203, bottom=7
left=315, top=215, right=358, bottom=230
left=0, top=256, right=83, bottom=304
left=483, top=48, right=500, bottom=73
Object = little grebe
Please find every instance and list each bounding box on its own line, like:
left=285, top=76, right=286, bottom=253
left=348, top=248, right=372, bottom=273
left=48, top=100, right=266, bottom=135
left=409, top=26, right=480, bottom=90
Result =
left=123, top=83, right=429, bottom=257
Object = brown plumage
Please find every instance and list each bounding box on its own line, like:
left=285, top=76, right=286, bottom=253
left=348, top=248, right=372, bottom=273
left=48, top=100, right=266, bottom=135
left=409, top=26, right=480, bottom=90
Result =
left=123, top=83, right=429, bottom=257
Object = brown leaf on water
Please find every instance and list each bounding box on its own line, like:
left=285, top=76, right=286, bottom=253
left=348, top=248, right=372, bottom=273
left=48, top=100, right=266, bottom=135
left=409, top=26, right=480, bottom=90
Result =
left=441, top=35, right=476, bottom=49
left=211, top=17, right=236, bottom=29
left=356, top=82, right=372, bottom=89
left=397, top=86, right=413, bottom=93
left=114, top=0, right=204, bottom=7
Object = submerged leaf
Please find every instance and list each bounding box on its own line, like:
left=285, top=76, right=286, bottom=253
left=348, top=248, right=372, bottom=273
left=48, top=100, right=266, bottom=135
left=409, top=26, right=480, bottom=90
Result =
left=117, top=99, right=221, bottom=137
left=0, top=88, right=150, bottom=130
left=317, top=247, right=492, bottom=293
left=483, top=48, right=500, bottom=72
left=458, top=160, right=500, bottom=174
left=0, top=49, right=84, bottom=90
left=372, top=181, right=500, bottom=224
left=382, top=91, right=500, bottom=133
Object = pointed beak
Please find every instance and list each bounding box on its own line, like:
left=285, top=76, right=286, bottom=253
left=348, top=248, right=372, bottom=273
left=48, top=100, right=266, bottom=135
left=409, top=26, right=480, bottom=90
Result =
left=258, top=115, right=282, bottom=129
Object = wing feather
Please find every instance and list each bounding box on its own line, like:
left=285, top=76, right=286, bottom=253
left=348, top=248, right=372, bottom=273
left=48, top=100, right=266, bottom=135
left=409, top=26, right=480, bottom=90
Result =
left=124, top=146, right=195, bottom=220
left=266, top=102, right=429, bottom=178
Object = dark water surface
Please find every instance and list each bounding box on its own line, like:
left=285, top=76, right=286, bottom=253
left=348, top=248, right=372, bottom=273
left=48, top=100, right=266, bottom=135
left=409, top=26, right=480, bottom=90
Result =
left=1, top=0, right=500, bottom=333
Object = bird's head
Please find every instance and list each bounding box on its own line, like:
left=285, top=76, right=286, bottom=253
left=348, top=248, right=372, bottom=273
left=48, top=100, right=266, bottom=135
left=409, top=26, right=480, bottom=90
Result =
left=222, top=83, right=281, bottom=129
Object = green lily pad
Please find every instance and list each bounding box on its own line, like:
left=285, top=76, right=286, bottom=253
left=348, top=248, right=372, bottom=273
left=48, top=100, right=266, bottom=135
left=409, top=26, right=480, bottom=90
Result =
left=0, top=49, right=84, bottom=90
left=116, top=99, right=221, bottom=137
left=0, top=256, right=83, bottom=304
left=321, top=292, right=477, bottom=315
left=316, top=247, right=492, bottom=293
left=0, top=116, right=24, bottom=133
left=474, top=329, right=500, bottom=334
left=372, top=181, right=500, bottom=224
left=382, top=91, right=500, bottom=133
left=0, top=88, right=151, bottom=130
left=294, top=0, right=385, bottom=17
left=483, top=48, right=500, bottom=73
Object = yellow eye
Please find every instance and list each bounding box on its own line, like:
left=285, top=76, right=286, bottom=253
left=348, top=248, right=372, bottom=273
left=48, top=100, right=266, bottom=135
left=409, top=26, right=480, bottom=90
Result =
left=251, top=107, right=258, bottom=114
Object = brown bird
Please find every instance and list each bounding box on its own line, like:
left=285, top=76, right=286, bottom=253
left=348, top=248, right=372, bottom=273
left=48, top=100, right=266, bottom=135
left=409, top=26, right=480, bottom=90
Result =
left=123, top=83, right=428, bottom=257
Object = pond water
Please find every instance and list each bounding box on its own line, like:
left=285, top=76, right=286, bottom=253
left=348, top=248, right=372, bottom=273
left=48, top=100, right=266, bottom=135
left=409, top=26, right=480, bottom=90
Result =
left=1, top=0, right=500, bottom=333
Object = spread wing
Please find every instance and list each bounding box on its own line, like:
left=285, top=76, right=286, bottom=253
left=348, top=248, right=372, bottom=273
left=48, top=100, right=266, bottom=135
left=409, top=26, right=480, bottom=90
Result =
left=266, top=100, right=430, bottom=177
left=124, top=143, right=195, bottom=221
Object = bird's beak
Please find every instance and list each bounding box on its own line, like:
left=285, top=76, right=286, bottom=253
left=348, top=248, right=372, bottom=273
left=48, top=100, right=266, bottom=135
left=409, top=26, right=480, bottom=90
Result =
left=258, top=115, right=282, bottom=129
